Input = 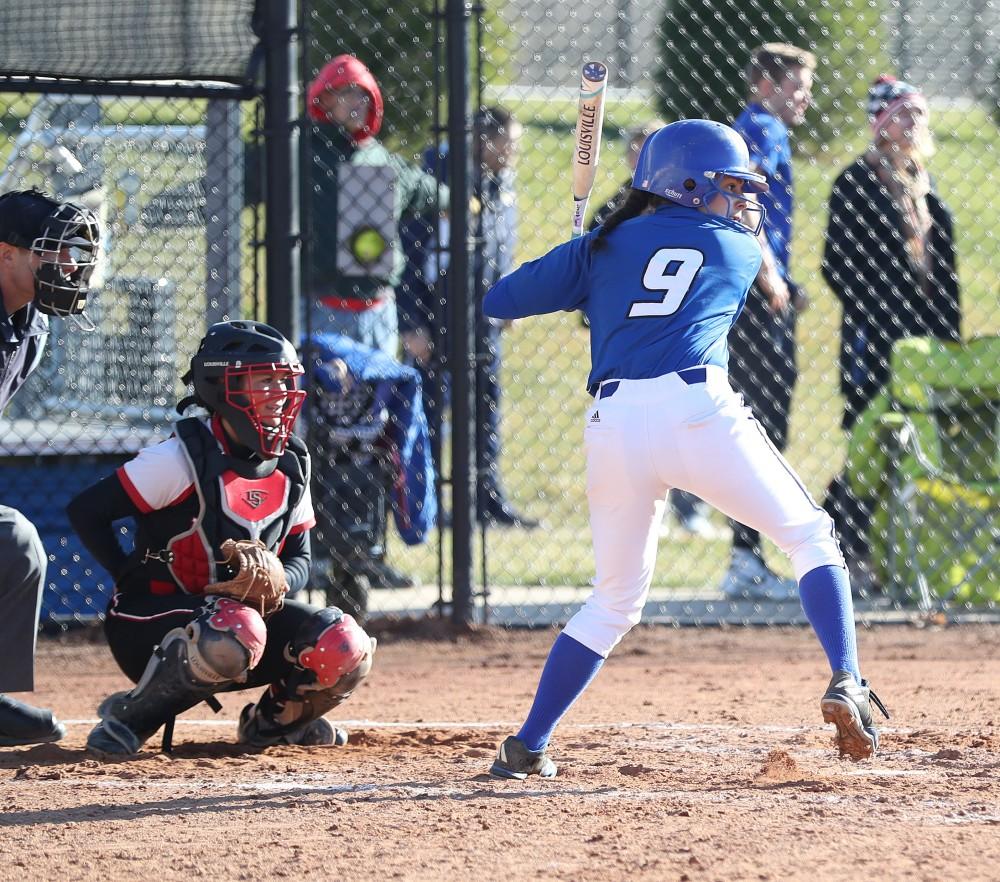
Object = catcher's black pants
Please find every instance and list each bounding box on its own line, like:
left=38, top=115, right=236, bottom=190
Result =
left=104, top=593, right=323, bottom=689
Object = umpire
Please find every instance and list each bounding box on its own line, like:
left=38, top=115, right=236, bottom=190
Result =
left=0, top=188, right=100, bottom=746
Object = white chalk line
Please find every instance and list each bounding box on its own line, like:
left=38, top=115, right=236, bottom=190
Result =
left=43, top=719, right=970, bottom=779
left=60, top=718, right=929, bottom=736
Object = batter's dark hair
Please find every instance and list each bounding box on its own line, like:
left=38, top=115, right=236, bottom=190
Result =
left=590, top=189, right=669, bottom=252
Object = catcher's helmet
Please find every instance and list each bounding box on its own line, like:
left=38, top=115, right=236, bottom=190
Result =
left=183, top=320, right=306, bottom=459
left=0, top=188, right=101, bottom=318
left=632, top=119, right=769, bottom=234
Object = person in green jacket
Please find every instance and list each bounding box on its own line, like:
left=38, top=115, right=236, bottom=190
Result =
left=305, top=54, right=446, bottom=358
left=305, top=54, right=445, bottom=592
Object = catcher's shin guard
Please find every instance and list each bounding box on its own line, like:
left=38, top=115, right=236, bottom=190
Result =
left=87, top=599, right=267, bottom=757
left=237, top=607, right=375, bottom=747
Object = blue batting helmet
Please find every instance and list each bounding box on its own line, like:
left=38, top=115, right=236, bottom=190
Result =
left=632, top=119, right=768, bottom=231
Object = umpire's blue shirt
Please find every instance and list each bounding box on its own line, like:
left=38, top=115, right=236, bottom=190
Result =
left=0, top=298, right=48, bottom=414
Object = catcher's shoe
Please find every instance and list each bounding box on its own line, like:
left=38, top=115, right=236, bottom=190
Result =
left=237, top=703, right=348, bottom=748
left=0, top=695, right=66, bottom=747
left=821, top=670, right=890, bottom=761
left=489, top=735, right=557, bottom=780
left=86, top=698, right=151, bottom=759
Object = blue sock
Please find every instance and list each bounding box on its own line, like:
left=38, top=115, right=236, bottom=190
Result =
left=516, top=632, right=605, bottom=752
left=799, top=565, right=861, bottom=683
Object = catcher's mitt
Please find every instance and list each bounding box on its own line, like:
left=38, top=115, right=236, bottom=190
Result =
left=204, top=539, right=289, bottom=617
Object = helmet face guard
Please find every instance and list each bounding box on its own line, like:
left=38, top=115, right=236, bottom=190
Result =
left=702, top=171, right=768, bottom=236
left=221, top=361, right=307, bottom=458
left=31, top=202, right=101, bottom=318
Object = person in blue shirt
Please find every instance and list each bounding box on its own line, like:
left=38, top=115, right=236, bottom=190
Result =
left=483, top=120, right=888, bottom=779
left=397, top=108, right=539, bottom=528
left=724, top=43, right=816, bottom=600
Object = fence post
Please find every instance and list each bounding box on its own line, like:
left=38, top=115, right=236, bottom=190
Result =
left=447, top=0, right=476, bottom=626
left=263, top=0, right=300, bottom=342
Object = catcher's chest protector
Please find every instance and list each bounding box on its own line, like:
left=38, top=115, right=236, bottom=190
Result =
left=130, top=418, right=309, bottom=594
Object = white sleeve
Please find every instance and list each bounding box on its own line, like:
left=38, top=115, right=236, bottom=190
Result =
left=288, top=480, right=316, bottom=534
left=117, top=437, right=194, bottom=513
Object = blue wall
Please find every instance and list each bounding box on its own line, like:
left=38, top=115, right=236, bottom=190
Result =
left=2, top=457, right=132, bottom=624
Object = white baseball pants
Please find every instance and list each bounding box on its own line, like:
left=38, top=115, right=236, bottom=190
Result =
left=563, top=366, right=844, bottom=657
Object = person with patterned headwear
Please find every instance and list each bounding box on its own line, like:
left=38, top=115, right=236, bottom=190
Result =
left=821, top=74, right=961, bottom=591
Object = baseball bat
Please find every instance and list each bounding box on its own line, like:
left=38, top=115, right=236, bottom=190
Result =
left=571, top=61, right=609, bottom=238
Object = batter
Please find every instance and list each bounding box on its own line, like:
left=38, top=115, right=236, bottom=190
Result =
left=484, top=120, right=888, bottom=779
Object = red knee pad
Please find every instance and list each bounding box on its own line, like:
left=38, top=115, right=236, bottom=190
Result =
left=299, top=613, right=372, bottom=688
left=206, top=598, right=268, bottom=668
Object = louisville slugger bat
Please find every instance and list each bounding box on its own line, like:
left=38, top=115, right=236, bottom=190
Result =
left=571, top=61, right=609, bottom=238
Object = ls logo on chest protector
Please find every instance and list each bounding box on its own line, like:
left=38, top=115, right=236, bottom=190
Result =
left=243, top=489, right=268, bottom=509
left=221, top=470, right=289, bottom=525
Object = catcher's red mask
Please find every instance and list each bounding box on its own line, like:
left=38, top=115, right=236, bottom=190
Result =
left=223, top=362, right=306, bottom=458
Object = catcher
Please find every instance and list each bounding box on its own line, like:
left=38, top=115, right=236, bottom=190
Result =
left=67, top=320, right=376, bottom=758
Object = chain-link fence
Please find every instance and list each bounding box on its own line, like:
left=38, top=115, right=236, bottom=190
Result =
left=1, top=0, right=996, bottom=631
left=303, top=0, right=998, bottom=625
left=0, top=2, right=262, bottom=625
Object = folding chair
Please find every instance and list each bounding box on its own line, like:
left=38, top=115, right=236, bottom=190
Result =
left=845, top=336, right=999, bottom=609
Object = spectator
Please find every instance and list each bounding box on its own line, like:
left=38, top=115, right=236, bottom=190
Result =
left=308, top=333, right=437, bottom=613
left=305, top=54, right=445, bottom=586
left=821, top=75, right=961, bottom=587
left=587, top=120, right=717, bottom=540
left=399, top=107, right=538, bottom=528
left=305, top=54, right=446, bottom=356
left=721, top=42, right=817, bottom=601
left=0, top=188, right=100, bottom=747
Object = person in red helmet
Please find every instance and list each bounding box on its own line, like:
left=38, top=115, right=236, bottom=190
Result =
left=305, top=54, right=445, bottom=592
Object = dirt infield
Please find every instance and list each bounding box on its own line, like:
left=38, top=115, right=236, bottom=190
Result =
left=3, top=623, right=999, bottom=882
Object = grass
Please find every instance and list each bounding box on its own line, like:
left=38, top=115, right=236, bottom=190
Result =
left=392, top=103, right=1000, bottom=590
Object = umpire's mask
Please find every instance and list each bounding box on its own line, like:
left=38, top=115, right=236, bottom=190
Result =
left=31, top=201, right=101, bottom=318
left=0, top=189, right=101, bottom=319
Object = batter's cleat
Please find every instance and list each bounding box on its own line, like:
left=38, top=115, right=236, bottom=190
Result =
left=489, top=735, right=557, bottom=780
left=0, top=695, right=66, bottom=747
left=720, top=548, right=798, bottom=602
left=821, top=670, right=890, bottom=761
left=237, top=703, right=348, bottom=748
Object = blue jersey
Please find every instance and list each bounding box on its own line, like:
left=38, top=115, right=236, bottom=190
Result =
left=733, top=104, right=793, bottom=276
left=484, top=205, right=762, bottom=394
